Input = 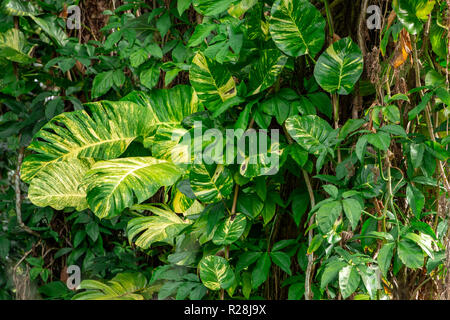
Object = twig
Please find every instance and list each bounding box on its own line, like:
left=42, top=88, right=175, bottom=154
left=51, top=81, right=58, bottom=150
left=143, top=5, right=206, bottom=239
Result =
left=283, top=124, right=316, bottom=300
left=15, top=147, right=40, bottom=237
left=303, top=169, right=316, bottom=300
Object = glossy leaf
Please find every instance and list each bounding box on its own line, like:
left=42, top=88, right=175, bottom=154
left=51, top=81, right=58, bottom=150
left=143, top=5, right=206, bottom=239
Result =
left=28, top=159, right=92, bottom=211
left=213, top=214, right=247, bottom=245
left=84, top=157, right=183, bottom=218
left=338, top=265, right=360, bottom=299
left=190, top=163, right=234, bottom=203
left=127, top=206, right=190, bottom=249
left=192, top=0, right=236, bottom=16
left=72, top=273, right=148, bottom=300
left=393, top=0, right=435, bottom=35
left=378, top=242, right=395, bottom=278
left=314, top=37, right=364, bottom=95
left=269, top=0, right=325, bottom=57
left=316, top=200, right=342, bottom=233
left=199, top=255, right=236, bottom=290
left=248, top=49, right=288, bottom=95
left=0, top=29, right=34, bottom=64
left=285, top=115, right=334, bottom=156
left=342, top=198, right=362, bottom=231
left=397, top=238, right=424, bottom=269
left=21, top=101, right=154, bottom=183
left=189, top=52, right=236, bottom=112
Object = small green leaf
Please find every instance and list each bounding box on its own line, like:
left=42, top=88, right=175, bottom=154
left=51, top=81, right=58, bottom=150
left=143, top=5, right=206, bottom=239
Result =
left=410, top=143, right=425, bottom=169
left=316, top=200, right=342, bottom=233
left=367, top=132, right=391, bottom=151
left=321, top=259, right=347, bottom=289
left=377, top=242, right=395, bottom=278
left=406, top=183, right=425, bottom=218
left=307, top=234, right=323, bottom=254
left=193, top=0, right=235, bottom=16
left=314, top=38, right=364, bottom=95
left=178, top=0, right=192, bottom=15
left=252, top=252, right=271, bottom=289
left=269, top=0, right=325, bottom=57
left=338, top=265, right=360, bottom=299
left=86, top=221, right=99, bottom=242
left=156, top=12, right=171, bottom=38
left=199, top=255, right=236, bottom=291
left=188, top=24, right=217, bottom=47
left=91, top=71, right=114, bottom=99
left=212, top=214, right=247, bottom=245
left=270, top=251, right=291, bottom=275
left=342, top=198, right=362, bottom=231
left=397, top=239, right=424, bottom=269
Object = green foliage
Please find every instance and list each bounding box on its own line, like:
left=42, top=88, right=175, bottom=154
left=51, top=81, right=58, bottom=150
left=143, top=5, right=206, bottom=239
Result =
left=1, top=0, right=449, bottom=301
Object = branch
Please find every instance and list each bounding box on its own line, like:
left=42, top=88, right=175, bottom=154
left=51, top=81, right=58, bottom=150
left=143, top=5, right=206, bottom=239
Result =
left=15, top=147, right=40, bottom=237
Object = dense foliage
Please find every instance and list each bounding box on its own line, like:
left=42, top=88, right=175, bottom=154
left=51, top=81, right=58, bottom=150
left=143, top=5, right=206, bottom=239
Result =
left=0, top=0, right=449, bottom=300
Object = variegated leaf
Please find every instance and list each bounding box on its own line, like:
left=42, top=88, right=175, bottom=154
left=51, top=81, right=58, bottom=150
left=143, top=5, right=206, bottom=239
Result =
left=72, top=273, right=149, bottom=300
left=21, top=101, right=154, bottom=183
left=28, top=159, right=93, bottom=211
left=213, top=214, right=247, bottom=245
left=199, top=255, right=236, bottom=291
left=189, top=52, right=236, bottom=112
left=0, top=29, right=34, bottom=64
left=121, top=85, right=201, bottom=129
left=127, top=206, right=191, bottom=249
left=269, top=0, right=325, bottom=57
left=285, top=115, right=334, bottom=156
left=189, top=163, right=234, bottom=203
left=84, top=157, right=183, bottom=219
left=314, top=37, right=364, bottom=95
left=248, top=49, right=288, bottom=95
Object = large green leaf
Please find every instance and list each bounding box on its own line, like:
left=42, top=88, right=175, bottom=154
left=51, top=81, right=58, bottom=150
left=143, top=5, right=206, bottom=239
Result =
left=397, top=238, right=424, bottom=269
left=314, top=37, right=364, bottom=95
left=31, top=16, right=69, bottom=47
left=342, top=198, right=362, bottom=231
left=0, top=29, right=34, bottom=64
left=252, top=252, right=271, bottom=289
left=127, top=206, right=191, bottom=249
left=338, top=265, right=360, bottom=299
left=316, top=200, right=342, bottom=233
left=406, top=183, right=425, bottom=218
left=192, top=0, right=236, bottom=16
left=430, top=21, right=448, bottom=59
left=72, top=273, right=149, bottom=300
left=122, top=85, right=201, bottom=128
left=393, top=0, right=435, bottom=35
left=28, top=159, right=92, bottom=211
left=285, top=115, right=334, bottom=156
left=321, top=259, right=347, bottom=289
left=238, top=132, right=282, bottom=178
left=84, top=157, right=183, bottom=218
left=1, top=0, right=40, bottom=16
left=212, top=214, right=247, bottom=245
left=150, top=126, right=191, bottom=164
left=198, top=255, right=236, bottom=290
left=189, top=163, right=234, bottom=203
left=21, top=101, right=153, bottom=183
left=269, top=0, right=325, bottom=57
left=248, top=49, right=288, bottom=95
left=377, top=242, right=395, bottom=278
left=189, top=52, right=236, bottom=112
